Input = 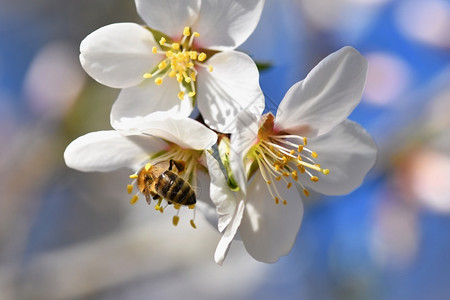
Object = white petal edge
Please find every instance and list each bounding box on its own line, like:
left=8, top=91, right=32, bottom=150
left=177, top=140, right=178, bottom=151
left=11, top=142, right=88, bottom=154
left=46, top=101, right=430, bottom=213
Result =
left=230, top=110, right=261, bottom=194
left=135, top=0, right=201, bottom=39
left=192, top=0, right=265, bottom=51
left=301, top=120, right=377, bottom=195
left=214, top=197, right=245, bottom=265
left=110, top=79, right=193, bottom=128
left=239, top=171, right=304, bottom=263
left=206, top=151, right=238, bottom=232
left=276, top=46, right=368, bottom=137
left=64, top=131, right=165, bottom=172
left=80, top=23, right=161, bottom=88
left=114, top=116, right=217, bottom=151
left=197, top=51, right=265, bottom=133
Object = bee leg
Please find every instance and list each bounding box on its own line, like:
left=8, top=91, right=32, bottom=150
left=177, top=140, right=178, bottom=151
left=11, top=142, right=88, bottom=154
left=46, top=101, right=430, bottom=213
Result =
left=169, top=159, right=186, bottom=174
left=153, top=195, right=164, bottom=213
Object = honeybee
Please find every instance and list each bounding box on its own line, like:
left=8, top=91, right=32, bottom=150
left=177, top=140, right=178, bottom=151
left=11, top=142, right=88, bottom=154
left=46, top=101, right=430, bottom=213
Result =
left=137, top=159, right=196, bottom=207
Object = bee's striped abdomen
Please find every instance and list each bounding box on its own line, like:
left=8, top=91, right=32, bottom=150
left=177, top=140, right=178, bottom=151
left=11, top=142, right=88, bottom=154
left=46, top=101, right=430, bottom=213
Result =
left=155, top=171, right=196, bottom=206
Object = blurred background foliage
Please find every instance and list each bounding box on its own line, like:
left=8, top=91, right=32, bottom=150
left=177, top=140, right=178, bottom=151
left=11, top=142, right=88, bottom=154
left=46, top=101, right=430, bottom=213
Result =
left=0, top=0, right=449, bottom=299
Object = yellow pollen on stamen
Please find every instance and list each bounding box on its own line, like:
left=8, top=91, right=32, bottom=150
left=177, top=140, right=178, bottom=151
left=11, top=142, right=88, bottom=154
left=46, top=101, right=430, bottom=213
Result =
left=298, top=145, right=304, bottom=152
left=176, top=74, right=183, bottom=83
left=188, top=204, right=195, bottom=209
left=143, top=73, right=152, bottom=79
left=130, top=195, right=139, bottom=205
left=174, top=204, right=182, bottom=210
left=303, top=137, right=308, bottom=145
left=172, top=43, right=180, bottom=50
left=193, top=32, right=200, bottom=37
left=189, top=52, right=198, bottom=60
left=159, top=37, right=166, bottom=45
left=155, top=77, right=163, bottom=85
left=267, top=180, right=271, bottom=185
left=303, top=189, right=310, bottom=196
left=311, top=152, right=318, bottom=158
left=297, top=155, right=302, bottom=161
left=198, top=52, right=207, bottom=61
left=178, top=91, right=185, bottom=100
left=152, top=46, right=158, bottom=54
left=190, top=72, right=197, bottom=81
left=275, top=176, right=282, bottom=181
left=188, top=91, right=196, bottom=97
left=275, top=197, right=279, bottom=204
left=286, top=182, right=292, bottom=189
left=292, top=171, right=298, bottom=181
left=208, top=65, right=213, bottom=72
left=282, top=156, right=288, bottom=164
left=127, top=184, right=133, bottom=194
left=290, top=149, right=295, bottom=155
left=190, top=219, right=197, bottom=229
left=323, top=169, right=330, bottom=175
left=282, top=171, right=290, bottom=177
left=172, top=215, right=180, bottom=226
left=310, top=176, right=319, bottom=182
left=158, top=61, right=167, bottom=70
left=183, top=27, right=191, bottom=36
left=145, top=163, right=152, bottom=171
left=129, top=174, right=138, bottom=179
left=283, top=200, right=287, bottom=205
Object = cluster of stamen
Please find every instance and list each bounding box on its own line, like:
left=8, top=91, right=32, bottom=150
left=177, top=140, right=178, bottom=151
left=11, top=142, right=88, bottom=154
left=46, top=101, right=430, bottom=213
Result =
left=143, top=26, right=213, bottom=100
left=126, top=145, right=203, bottom=229
left=250, top=116, right=330, bottom=205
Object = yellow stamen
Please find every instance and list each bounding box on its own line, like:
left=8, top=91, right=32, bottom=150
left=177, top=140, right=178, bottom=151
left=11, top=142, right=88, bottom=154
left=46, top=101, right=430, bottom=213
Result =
left=145, top=163, right=152, bottom=171
left=183, top=27, right=191, bottom=36
left=193, top=32, right=200, bottom=37
left=129, top=174, right=138, bottom=179
left=303, top=137, right=308, bottom=145
left=286, top=182, right=292, bottom=189
left=303, top=189, right=310, bottom=197
left=159, top=37, right=166, bottom=45
left=188, top=204, right=195, bottom=209
left=208, top=65, right=213, bottom=72
left=311, top=152, right=318, bottom=158
left=275, top=176, right=282, bottom=181
left=158, top=61, right=167, bottom=70
left=198, top=52, right=207, bottom=61
left=275, top=197, right=279, bottom=204
left=143, top=73, right=152, bottom=79
left=155, top=77, right=163, bottom=85
left=190, top=219, right=197, bottom=229
left=152, top=46, right=158, bottom=54
left=130, top=195, right=139, bottom=205
left=174, top=204, right=181, bottom=210
left=298, top=145, right=304, bottom=152
left=127, top=184, right=133, bottom=194
left=283, top=200, right=287, bottom=205
left=267, top=180, right=271, bottom=185
left=178, top=91, right=185, bottom=100
left=310, top=176, right=319, bottom=182
left=188, top=91, right=196, bottom=97
left=290, top=149, right=295, bottom=155
left=173, top=215, right=180, bottom=226
left=172, top=43, right=180, bottom=50
left=323, top=169, right=330, bottom=175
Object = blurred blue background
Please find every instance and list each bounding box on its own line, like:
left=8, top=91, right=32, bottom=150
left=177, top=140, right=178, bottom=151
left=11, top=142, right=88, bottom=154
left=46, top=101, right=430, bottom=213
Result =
left=1, top=0, right=449, bottom=299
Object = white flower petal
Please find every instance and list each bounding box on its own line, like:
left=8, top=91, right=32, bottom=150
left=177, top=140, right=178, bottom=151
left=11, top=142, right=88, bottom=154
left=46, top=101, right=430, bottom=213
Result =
left=239, top=171, right=304, bottom=263
left=80, top=23, right=161, bottom=88
left=192, top=0, right=265, bottom=50
left=230, top=110, right=260, bottom=193
left=115, top=116, right=217, bottom=150
left=301, top=120, right=377, bottom=195
left=64, top=131, right=165, bottom=172
left=110, top=79, right=193, bottom=128
left=135, top=0, right=201, bottom=39
left=197, top=51, right=265, bottom=133
left=276, top=46, right=368, bottom=137
left=214, top=198, right=246, bottom=265
left=206, top=152, right=237, bottom=232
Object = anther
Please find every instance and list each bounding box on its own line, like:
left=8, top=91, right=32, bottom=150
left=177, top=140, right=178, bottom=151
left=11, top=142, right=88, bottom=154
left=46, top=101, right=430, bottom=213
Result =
left=183, top=27, right=191, bottom=36
left=188, top=204, right=195, bottom=209
left=155, top=77, right=163, bottom=85
left=290, top=149, right=295, bottom=155
left=173, top=204, right=181, bottom=210
left=143, top=73, right=152, bottom=79
left=190, top=219, right=197, bottom=229
left=178, top=91, right=185, bottom=100
left=298, top=145, right=304, bottom=152
left=172, top=43, right=180, bottom=50
left=145, top=163, right=152, bottom=171
left=310, top=176, right=319, bottom=182
left=129, top=174, right=138, bottom=179
left=303, top=137, right=308, bottom=145
left=158, top=61, right=167, bottom=70
left=208, top=65, right=213, bottom=72
left=152, top=46, right=158, bottom=54
left=172, top=215, right=180, bottom=226
left=275, top=197, right=279, bottom=204
left=311, top=152, right=318, bottom=158
left=267, top=180, right=271, bottom=185
left=323, top=169, right=330, bottom=175
left=188, top=91, right=196, bottom=97
left=198, top=52, right=207, bottom=61
left=303, top=189, right=310, bottom=197
left=159, top=37, right=167, bottom=45
left=127, top=184, right=133, bottom=194
left=130, top=195, right=139, bottom=205
left=286, top=182, right=292, bottom=189
left=275, top=176, right=282, bottom=181
left=283, top=200, right=287, bottom=205
left=193, top=32, right=200, bottom=37
left=282, top=172, right=290, bottom=177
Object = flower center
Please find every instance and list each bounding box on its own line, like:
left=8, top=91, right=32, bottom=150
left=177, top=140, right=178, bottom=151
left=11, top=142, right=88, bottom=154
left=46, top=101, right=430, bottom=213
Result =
left=248, top=113, right=330, bottom=205
left=126, top=144, right=205, bottom=228
left=143, top=26, right=213, bottom=100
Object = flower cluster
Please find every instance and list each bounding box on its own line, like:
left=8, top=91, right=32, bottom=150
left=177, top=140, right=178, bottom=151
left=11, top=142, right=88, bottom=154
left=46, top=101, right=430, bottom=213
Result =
left=64, top=0, right=377, bottom=265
